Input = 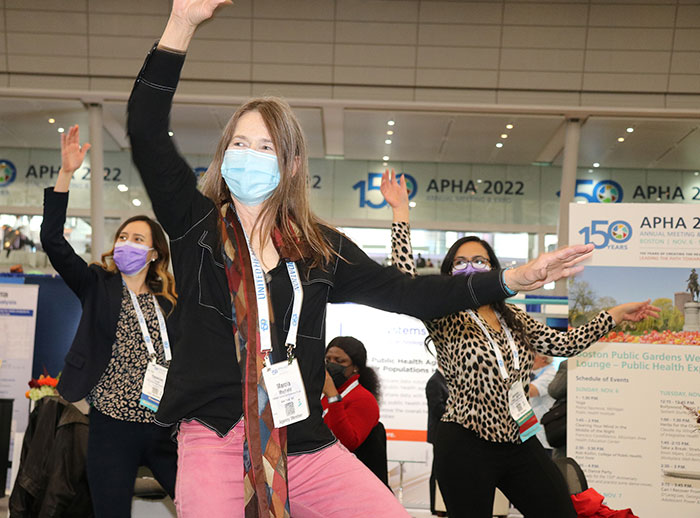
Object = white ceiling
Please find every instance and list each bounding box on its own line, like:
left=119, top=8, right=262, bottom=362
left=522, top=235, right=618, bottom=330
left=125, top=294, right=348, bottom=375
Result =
left=1, top=97, right=699, bottom=172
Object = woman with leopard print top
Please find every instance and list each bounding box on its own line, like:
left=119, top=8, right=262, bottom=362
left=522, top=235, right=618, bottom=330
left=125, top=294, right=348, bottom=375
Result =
left=380, top=169, right=659, bottom=518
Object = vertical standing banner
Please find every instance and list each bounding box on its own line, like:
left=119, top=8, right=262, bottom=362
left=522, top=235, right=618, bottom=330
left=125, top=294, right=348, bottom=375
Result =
left=326, top=303, right=435, bottom=507
left=0, top=284, right=38, bottom=437
left=569, top=203, right=700, bottom=516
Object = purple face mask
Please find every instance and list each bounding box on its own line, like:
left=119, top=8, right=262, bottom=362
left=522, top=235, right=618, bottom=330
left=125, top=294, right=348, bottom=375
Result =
left=113, top=241, right=152, bottom=276
left=451, top=258, right=491, bottom=277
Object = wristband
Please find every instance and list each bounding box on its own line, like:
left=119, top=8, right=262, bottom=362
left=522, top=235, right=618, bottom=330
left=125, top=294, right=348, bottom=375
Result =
left=501, top=267, right=517, bottom=296
left=327, top=394, right=342, bottom=404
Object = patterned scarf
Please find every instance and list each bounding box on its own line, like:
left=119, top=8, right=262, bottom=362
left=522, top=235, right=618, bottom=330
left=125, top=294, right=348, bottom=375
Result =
left=219, top=205, right=291, bottom=518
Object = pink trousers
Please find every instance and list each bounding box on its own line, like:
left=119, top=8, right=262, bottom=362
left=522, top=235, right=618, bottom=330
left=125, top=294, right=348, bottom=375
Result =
left=175, top=420, right=409, bottom=518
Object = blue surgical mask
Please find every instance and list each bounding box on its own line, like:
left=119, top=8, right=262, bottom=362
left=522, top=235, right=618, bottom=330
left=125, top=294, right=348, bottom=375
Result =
left=220, top=148, right=280, bottom=206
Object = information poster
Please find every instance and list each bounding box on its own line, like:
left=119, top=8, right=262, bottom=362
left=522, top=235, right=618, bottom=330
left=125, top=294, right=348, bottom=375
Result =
left=569, top=203, right=700, bottom=516
left=0, top=284, right=38, bottom=437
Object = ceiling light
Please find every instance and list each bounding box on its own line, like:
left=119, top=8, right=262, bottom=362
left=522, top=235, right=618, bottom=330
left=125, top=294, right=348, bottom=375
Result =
left=409, top=201, right=416, bottom=208
left=587, top=169, right=593, bottom=173
left=500, top=134, right=508, bottom=139
left=117, top=184, right=129, bottom=192
left=593, top=162, right=600, bottom=168
left=495, top=142, right=503, bottom=148
left=626, top=127, right=634, bottom=133
left=385, top=139, right=392, bottom=144
left=168, top=131, right=174, bottom=137
left=48, top=118, right=55, bottom=124
left=386, top=130, right=394, bottom=136
left=57, top=127, right=65, bottom=133
left=506, top=124, right=514, bottom=130
left=387, top=120, right=395, bottom=126
left=695, top=171, right=699, bottom=176
left=382, top=155, right=390, bottom=161
left=132, top=198, right=142, bottom=207
left=617, top=137, right=625, bottom=142
left=382, top=162, right=388, bottom=166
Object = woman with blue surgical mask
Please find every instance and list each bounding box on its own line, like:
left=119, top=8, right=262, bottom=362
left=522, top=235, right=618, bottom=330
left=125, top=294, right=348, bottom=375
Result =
left=381, top=170, right=660, bottom=518
left=127, top=2, right=600, bottom=517
left=40, top=125, right=178, bottom=517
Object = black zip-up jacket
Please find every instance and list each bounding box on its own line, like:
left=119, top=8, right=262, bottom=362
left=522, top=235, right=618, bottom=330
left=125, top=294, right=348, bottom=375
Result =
left=127, top=44, right=514, bottom=454
left=40, top=188, right=173, bottom=403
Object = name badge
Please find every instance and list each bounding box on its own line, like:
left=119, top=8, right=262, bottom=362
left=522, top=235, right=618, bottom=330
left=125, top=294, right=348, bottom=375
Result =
left=140, top=362, right=168, bottom=412
left=508, top=380, right=541, bottom=442
left=262, top=358, right=310, bottom=428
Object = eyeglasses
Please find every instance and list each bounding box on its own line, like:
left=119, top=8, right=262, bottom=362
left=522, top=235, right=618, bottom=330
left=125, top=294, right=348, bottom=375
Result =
left=452, top=256, right=491, bottom=272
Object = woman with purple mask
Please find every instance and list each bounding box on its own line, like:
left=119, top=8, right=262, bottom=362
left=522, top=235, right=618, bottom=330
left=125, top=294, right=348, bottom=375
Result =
left=40, top=125, right=178, bottom=518
left=381, top=169, right=659, bottom=518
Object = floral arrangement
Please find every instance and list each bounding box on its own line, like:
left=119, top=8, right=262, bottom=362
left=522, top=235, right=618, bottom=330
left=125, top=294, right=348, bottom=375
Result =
left=599, top=330, right=700, bottom=346
left=25, top=372, right=59, bottom=401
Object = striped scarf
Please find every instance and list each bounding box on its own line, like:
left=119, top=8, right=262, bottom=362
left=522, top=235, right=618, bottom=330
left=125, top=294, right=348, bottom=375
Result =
left=219, top=205, right=291, bottom=518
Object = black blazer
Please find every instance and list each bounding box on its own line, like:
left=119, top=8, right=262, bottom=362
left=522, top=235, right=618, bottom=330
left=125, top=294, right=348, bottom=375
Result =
left=40, top=188, right=173, bottom=402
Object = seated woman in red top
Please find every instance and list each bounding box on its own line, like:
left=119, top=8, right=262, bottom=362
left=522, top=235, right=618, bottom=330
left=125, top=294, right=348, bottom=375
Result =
left=322, top=337, right=388, bottom=485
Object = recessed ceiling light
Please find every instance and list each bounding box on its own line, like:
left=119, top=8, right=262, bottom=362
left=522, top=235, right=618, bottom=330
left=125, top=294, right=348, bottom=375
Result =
left=495, top=142, right=503, bottom=148
left=626, top=127, right=634, bottom=133
left=409, top=201, right=416, bottom=208
left=695, top=171, right=699, bottom=176
left=48, top=118, right=55, bottom=124
left=506, top=124, right=514, bottom=130
left=385, top=139, right=392, bottom=144
left=387, top=120, right=395, bottom=126
left=382, top=162, right=388, bottom=166
left=117, top=184, right=129, bottom=192
left=500, top=134, right=508, bottom=139
left=57, top=127, right=65, bottom=133
left=132, top=198, right=142, bottom=207
left=593, top=162, right=600, bottom=168
left=587, top=169, right=593, bottom=173
left=617, top=137, right=625, bottom=142
left=168, top=131, right=174, bottom=137
left=386, top=130, right=394, bottom=136
left=382, top=155, right=390, bottom=161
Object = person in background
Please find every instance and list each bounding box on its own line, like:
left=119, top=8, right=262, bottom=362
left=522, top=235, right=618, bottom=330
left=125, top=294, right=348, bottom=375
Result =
left=322, top=336, right=388, bottom=485
left=547, top=359, right=569, bottom=458
left=528, top=353, right=556, bottom=453
left=381, top=169, right=660, bottom=518
left=40, top=126, right=177, bottom=517
left=425, top=367, right=448, bottom=517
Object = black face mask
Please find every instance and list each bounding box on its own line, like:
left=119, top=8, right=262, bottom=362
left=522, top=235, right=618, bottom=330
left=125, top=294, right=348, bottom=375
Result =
left=326, top=362, right=349, bottom=388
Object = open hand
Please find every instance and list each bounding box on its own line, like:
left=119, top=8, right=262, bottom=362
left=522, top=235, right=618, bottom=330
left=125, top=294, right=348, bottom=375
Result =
left=61, top=125, right=91, bottom=175
left=170, top=0, right=232, bottom=28
left=380, top=169, right=410, bottom=221
left=504, top=243, right=594, bottom=291
left=608, top=300, right=661, bottom=324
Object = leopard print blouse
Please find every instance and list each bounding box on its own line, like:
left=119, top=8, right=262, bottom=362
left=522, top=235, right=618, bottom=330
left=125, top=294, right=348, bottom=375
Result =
left=391, top=221, right=615, bottom=443
left=87, top=285, right=169, bottom=423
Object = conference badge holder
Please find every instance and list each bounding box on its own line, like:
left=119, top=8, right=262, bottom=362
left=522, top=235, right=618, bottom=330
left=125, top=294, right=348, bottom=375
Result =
left=140, top=362, right=168, bottom=412
left=263, top=356, right=310, bottom=428
left=508, top=381, right=541, bottom=442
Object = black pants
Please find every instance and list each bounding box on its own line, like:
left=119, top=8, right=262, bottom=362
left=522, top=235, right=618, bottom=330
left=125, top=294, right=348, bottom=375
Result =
left=434, top=421, right=575, bottom=518
left=86, top=408, right=178, bottom=518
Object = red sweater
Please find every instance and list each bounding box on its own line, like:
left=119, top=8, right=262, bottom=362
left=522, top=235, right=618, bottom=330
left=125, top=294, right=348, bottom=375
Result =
left=321, top=375, right=379, bottom=451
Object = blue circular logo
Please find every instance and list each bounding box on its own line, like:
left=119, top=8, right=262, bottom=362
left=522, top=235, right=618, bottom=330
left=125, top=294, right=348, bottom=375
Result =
left=0, top=159, right=16, bottom=187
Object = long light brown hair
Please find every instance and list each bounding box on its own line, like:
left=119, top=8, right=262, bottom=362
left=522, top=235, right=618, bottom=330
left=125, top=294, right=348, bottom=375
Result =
left=200, top=97, right=336, bottom=267
left=96, top=215, right=177, bottom=313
